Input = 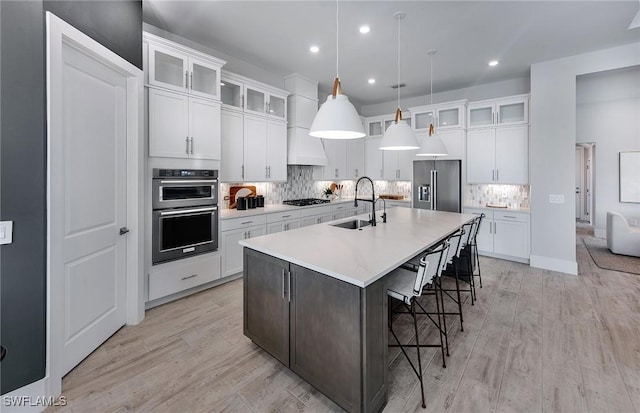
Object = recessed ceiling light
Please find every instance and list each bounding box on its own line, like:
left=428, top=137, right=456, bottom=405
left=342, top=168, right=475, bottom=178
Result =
left=310, top=45, right=319, bottom=53
left=368, top=78, right=376, bottom=84
left=488, top=60, right=499, bottom=67
left=359, top=25, right=370, bottom=34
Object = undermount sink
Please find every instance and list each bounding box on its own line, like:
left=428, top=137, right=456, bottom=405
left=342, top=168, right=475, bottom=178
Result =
left=331, top=219, right=371, bottom=230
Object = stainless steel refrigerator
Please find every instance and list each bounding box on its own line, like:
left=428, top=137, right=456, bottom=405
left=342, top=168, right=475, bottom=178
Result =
left=413, top=159, right=461, bottom=213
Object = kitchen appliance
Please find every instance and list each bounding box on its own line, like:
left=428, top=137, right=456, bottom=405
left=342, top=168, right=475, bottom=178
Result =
left=283, top=198, right=331, bottom=206
left=152, top=169, right=219, bottom=264
left=248, top=197, right=257, bottom=209
left=237, top=197, right=247, bottom=210
left=413, top=160, right=461, bottom=213
left=256, top=195, right=265, bottom=207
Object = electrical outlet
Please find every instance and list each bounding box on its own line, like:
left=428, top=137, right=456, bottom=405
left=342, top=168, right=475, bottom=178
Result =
left=0, top=221, right=13, bottom=245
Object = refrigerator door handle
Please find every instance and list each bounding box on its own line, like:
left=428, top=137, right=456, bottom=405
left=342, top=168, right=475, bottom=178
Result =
left=430, top=169, right=438, bottom=211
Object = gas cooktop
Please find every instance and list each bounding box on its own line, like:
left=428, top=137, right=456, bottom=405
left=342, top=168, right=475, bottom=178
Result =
left=283, top=198, right=331, bottom=207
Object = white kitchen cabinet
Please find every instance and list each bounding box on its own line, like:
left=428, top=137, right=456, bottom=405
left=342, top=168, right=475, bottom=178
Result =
left=367, top=116, right=385, bottom=138
left=148, top=253, right=221, bottom=302
left=414, top=129, right=465, bottom=161
left=220, top=76, right=244, bottom=111
left=222, top=112, right=287, bottom=182
left=467, top=95, right=528, bottom=129
left=464, top=208, right=530, bottom=262
left=146, top=38, right=224, bottom=101
left=221, top=215, right=267, bottom=277
left=301, top=213, right=333, bottom=227
left=244, top=84, right=287, bottom=120
left=383, top=150, right=415, bottom=181
left=221, top=109, right=245, bottom=181
left=266, top=210, right=302, bottom=234
left=410, top=100, right=466, bottom=132
left=365, top=137, right=384, bottom=179
left=316, top=139, right=349, bottom=180
left=149, top=88, right=221, bottom=160
left=346, top=139, right=366, bottom=179
left=467, top=125, right=528, bottom=184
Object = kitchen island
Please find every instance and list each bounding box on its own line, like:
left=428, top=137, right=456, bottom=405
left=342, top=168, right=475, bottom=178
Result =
left=240, top=207, right=475, bottom=413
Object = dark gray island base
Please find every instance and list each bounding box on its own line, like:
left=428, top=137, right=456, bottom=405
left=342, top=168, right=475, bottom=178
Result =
left=243, top=248, right=388, bottom=413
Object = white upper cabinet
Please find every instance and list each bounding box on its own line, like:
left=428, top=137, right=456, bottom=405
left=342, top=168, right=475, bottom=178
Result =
left=149, top=88, right=221, bottom=160
left=467, top=95, right=529, bottom=129
left=366, top=116, right=385, bottom=138
left=410, top=100, right=466, bottom=132
left=346, top=139, right=365, bottom=179
left=220, top=109, right=244, bottom=181
left=220, top=77, right=244, bottom=111
left=146, top=35, right=225, bottom=101
left=467, top=125, right=528, bottom=184
left=365, top=137, right=384, bottom=180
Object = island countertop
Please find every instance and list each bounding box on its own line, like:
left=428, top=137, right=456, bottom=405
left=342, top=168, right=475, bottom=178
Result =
left=239, top=207, right=475, bottom=288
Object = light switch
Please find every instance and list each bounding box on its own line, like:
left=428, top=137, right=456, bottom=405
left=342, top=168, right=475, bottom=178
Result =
left=549, top=194, right=565, bottom=204
left=0, top=221, right=13, bottom=245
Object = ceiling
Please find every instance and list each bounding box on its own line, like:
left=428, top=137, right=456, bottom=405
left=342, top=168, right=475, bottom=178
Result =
left=143, top=1, right=640, bottom=107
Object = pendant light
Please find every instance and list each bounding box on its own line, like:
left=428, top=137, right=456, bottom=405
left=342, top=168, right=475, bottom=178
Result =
left=416, top=50, right=449, bottom=157
left=309, top=0, right=365, bottom=139
left=379, top=12, right=419, bottom=151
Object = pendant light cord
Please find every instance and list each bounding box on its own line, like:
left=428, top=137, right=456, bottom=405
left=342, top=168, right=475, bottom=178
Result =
left=396, top=15, right=401, bottom=111
left=336, top=0, right=339, bottom=78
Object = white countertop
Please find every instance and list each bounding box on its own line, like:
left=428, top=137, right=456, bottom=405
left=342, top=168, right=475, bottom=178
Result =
left=239, top=208, right=475, bottom=288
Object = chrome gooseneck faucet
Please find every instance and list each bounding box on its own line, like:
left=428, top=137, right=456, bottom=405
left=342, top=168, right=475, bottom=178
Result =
left=354, top=176, right=377, bottom=226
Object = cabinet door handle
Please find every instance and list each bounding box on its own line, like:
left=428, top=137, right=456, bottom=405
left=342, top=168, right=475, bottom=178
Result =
left=355, top=168, right=358, bottom=177
left=282, top=269, right=286, bottom=299
left=185, top=70, right=189, bottom=88
left=241, top=164, right=244, bottom=179
left=190, top=72, right=193, bottom=90
left=492, top=169, right=495, bottom=181
left=285, top=223, right=288, bottom=231
left=496, top=169, right=499, bottom=181
left=268, top=166, right=271, bottom=178
left=186, top=136, right=189, bottom=154
left=181, top=274, right=198, bottom=281
left=190, top=137, right=194, bottom=154
left=241, top=95, right=245, bottom=109
left=241, top=221, right=253, bottom=225
left=265, top=166, right=268, bottom=178
left=287, top=270, right=292, bottom=302
left=494, top=222, right=497, bottom=233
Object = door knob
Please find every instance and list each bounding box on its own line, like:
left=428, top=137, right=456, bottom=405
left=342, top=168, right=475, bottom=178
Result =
left=119, top=227, right=130, bottom=235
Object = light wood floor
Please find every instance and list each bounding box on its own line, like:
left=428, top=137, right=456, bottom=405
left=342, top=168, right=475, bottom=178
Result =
left=49, top=231, right=640, bottom=413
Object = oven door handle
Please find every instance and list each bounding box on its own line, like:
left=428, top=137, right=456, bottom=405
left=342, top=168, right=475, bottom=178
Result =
left=159, top=206, right=218, bottom=216
left=159, top=179, right=218, bottom=185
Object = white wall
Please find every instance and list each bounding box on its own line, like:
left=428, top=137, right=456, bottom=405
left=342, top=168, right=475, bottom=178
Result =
left=576, top=65, right=640, bottom=237
left=360, top=76, right=530, bottom=117
left=529, top=42, right=640, bottom=275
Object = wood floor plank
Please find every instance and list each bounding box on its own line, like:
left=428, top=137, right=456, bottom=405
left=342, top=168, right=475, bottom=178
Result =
left=48, top=230, right=640, bottom=413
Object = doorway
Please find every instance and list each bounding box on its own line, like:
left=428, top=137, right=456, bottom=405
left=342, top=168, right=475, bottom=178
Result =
left=47, top=12, right=143, bottom=397
left=575, top=143, right=595, bottom=226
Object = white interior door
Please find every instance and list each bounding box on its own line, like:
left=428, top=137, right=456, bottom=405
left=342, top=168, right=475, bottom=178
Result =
left=47, top=13, right=143, bottom=388
left=56, top=41, right=128, bottom=376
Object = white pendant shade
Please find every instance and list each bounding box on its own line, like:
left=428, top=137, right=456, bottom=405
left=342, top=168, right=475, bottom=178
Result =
left=416, top=134, right=448, bottom=156
left=309, top=93, right=365, bottom=139
left=379, top=119, right=419, bottom=150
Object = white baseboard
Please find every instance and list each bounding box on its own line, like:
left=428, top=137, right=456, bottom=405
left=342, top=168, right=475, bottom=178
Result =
left=530, top=255, right=578, bottom=275
left=1, top=378, right=55, bottom=413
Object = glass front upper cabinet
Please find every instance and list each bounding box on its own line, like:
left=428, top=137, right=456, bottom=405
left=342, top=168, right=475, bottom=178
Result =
left=437, top=107, right=462, bottom=129
left=220, top=78, right=243, bottom=110
left=148, top=44, right=188, bottom=92
left=268, top=95, right=286, bottom=119
left=468, top=96, right=528, bottom=128
left=245, top=86, right=267, bottom=114
left=188, top=58, right=219, bottom=100
left=368, top=119, right=383, bottom=137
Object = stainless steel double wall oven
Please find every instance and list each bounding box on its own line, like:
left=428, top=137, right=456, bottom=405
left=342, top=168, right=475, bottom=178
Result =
left=152, top=169, right=219, bottom=264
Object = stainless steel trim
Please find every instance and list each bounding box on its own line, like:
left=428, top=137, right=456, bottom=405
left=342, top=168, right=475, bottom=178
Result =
left=241, top=165, right=244, bottom=179
left=186, top=136, right=189, bottom=154
left=159, top=206, right=217, bottom=216
left=492, top=170, right=495, bottom=181
left=159, top=179, right=218, bottom=185
left=503, top=215, right=517, bottom=219
left=185, top=70, right=189, bottom=88
left=190, top=72, right=193, bottom=90
left=287, top=271, right=291, bottom=302
left=430, top=169, right=438, bottom=210
left=190, top=137, right=194, bottom=154
left=181, top=274, right=198, bottom=281
left=160, top=239, right=213, bottom=253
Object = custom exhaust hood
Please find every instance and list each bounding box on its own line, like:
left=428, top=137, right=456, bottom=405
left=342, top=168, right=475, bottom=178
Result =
left=285, top=74, right=328, bottom=166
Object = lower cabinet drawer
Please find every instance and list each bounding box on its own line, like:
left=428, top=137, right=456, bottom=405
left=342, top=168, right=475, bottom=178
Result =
left=148, top=253, right=221, bottom=301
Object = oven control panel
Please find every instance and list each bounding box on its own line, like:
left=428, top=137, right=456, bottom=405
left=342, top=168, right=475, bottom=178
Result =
left=153, top=169, right=218, bottom=178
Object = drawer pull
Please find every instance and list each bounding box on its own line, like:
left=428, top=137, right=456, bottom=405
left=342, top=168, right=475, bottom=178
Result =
left=241, top=221, right=253, bottom=225
left=503, top=215, right=517, bottom=219
left=181, top=274, right=198, bottom=281
left=282, top=215, right=291, bottom=218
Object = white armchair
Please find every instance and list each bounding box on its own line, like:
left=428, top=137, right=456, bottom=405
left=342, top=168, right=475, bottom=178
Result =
left=606, top=212, right=640, bottom=257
